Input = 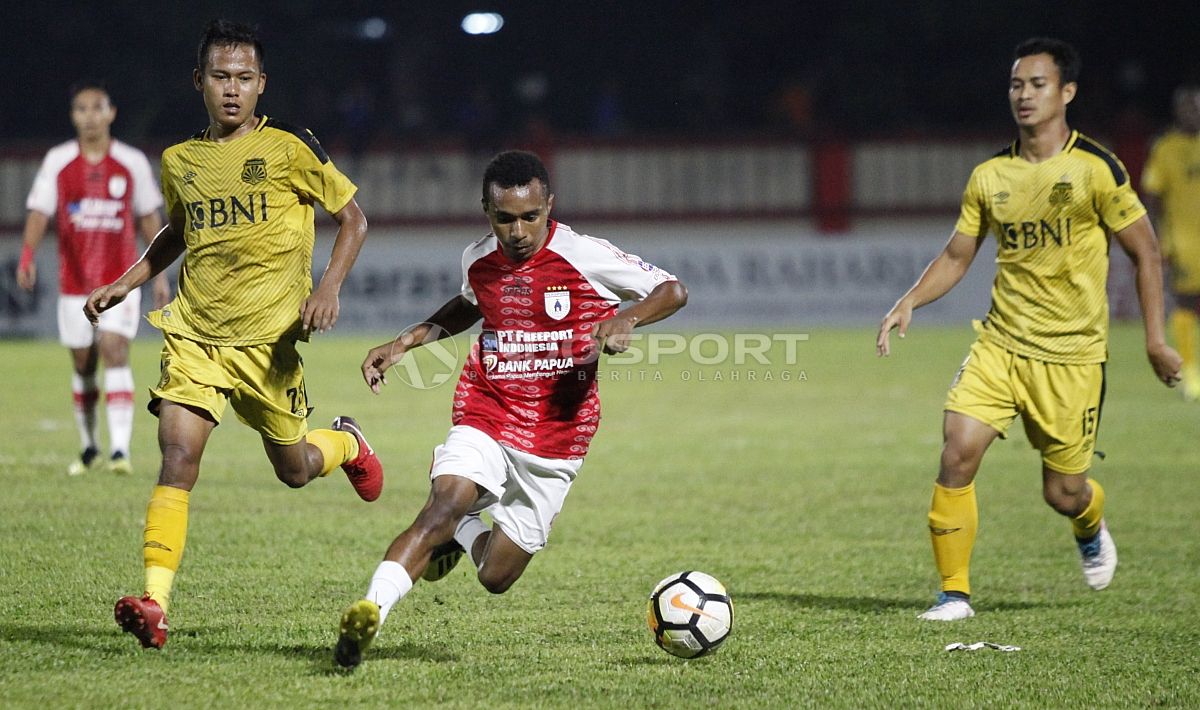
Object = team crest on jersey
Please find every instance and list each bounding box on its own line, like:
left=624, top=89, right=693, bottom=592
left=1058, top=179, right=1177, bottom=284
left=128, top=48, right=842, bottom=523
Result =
left=241, top=158, right=268, bottom=185
left=1048, top=178, right=1073, bottom=205
left=107, top=175, right=128, bottom=199
left=544, top=286, right=571, bottom=320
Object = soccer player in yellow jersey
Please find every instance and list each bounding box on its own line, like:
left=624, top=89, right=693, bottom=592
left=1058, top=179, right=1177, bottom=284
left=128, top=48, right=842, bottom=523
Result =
left=877, top=38, right=1182, bottom=621
left=84, top=19, right=383, bottom=649
left=1142, top=84, right=1200, bottom=400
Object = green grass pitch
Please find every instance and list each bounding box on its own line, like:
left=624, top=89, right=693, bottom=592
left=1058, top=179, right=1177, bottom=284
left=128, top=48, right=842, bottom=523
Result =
left=1, top=325, right=1197, bottom=707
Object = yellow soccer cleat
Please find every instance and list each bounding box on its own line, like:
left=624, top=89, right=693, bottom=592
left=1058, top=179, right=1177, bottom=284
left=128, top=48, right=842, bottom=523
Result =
left=109, top=452, right=133, bottom=476
left=334, top=599, right=380, bottom=669
left=67, top=446, right=100, bottom=476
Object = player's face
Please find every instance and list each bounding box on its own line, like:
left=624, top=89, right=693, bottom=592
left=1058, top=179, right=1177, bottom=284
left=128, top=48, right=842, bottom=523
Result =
left=1008, top=53, right=1075, bottom=129
left=195, top=43, right=266, bottom=133
left=1175, top=89, right=1200, bottom=133
left=70, top=89, right=115, bottom=142
left=484, top=179, right=554, bottom=261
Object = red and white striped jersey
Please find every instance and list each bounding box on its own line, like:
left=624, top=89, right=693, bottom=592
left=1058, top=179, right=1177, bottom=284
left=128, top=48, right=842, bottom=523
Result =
left=453, top=220, right=676, bottom=459
left=26, top=139, right=161, bottom=295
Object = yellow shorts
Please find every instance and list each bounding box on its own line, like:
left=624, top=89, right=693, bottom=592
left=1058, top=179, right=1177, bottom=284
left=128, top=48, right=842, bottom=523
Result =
left=944, top=338, right=1104, bottom=474
left=150, top=331, right=311, bottom=445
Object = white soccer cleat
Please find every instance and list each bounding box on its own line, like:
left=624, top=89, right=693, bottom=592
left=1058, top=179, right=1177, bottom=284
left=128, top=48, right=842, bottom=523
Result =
left=1077, top=521, right=1117, bottom=590
left=918, top=593, right=975, bottom=621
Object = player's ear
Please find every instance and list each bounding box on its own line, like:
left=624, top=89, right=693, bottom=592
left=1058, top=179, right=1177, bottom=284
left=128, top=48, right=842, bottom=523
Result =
left=1062, top=81, right=1077, bottom=105
left=193, top=68, right=203, bottom=92
left=546, top=193, right=555, bottom=214
left=257, top=72, right=266, bottom=95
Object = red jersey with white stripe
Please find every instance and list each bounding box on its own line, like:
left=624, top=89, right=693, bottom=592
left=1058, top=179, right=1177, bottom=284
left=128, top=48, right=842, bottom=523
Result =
left=454, top=220, right=675, bottom=459
left=26, top=139, right=162, bottom=295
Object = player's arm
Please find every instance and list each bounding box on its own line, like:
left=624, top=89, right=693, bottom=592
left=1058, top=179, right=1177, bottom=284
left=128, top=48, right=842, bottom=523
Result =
left=137, top=211, right=172, bottom=308
left=361, top=295, right=483, bottom=394
left=876, top=230, right=986, bottom=356
left=593, top=279, right=689, bottom=354
left=1112, top=215, right=1183, bottom=386
left=15, top=210, right=51, bottom=291
left=85, top=204, right=186, bottom=324
left=303, top=197, right=368, bottom=334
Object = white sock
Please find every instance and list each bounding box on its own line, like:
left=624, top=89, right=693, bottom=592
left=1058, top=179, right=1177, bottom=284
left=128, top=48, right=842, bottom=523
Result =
left=104, top=367, right=135, bottom=456
left=71, top=373, right=98, bottom=451
left=454, top=514, right=490, bottom=569
left=365, top=560, right=413, bottom=626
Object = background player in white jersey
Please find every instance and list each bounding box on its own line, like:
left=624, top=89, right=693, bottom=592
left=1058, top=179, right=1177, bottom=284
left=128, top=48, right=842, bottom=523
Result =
left=17, top=82, right=169, bottom=476
left=333, top=150, right=688, bottom=668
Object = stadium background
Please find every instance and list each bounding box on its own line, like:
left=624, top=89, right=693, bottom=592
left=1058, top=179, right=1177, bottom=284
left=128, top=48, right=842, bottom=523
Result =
left=2, top=4, right=1199, bottom=706
left=0, top=0, right=1193, bottom=335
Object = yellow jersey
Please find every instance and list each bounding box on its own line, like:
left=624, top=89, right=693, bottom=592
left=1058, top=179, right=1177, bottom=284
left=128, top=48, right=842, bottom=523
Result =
left=1141, top=129, right=1200, bottom=294
left=153, top=116, right=357, bottom=345
left=955, top=130, right=1146, bottom=364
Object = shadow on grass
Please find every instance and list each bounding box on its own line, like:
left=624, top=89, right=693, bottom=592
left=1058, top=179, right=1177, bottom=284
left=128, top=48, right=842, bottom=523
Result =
left=736, top=591, right=1074, bottom=613
left=0, top=622, right=458, bottom=670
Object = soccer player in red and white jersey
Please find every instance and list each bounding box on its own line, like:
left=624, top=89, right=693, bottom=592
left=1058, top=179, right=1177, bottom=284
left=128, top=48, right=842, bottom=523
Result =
left=333, top=150, right=688, bottom=668
left=17, top=83, right=170, bottom=476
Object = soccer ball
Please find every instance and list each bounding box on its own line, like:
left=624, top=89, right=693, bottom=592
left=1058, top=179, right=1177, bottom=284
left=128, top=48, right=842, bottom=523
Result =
left=646, top=570, right=733, bottom=658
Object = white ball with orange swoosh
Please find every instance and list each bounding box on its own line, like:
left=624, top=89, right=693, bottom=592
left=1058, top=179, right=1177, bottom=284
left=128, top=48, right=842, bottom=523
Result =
left=647, top=570, right=733, bottom=658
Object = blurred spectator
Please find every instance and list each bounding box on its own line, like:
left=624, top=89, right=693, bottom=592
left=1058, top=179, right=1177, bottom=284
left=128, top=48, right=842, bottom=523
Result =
left=452, top=84, right=500, bottom=154
left=336, top=79, right=376, bottom=157
left=592, top=78, right=627, bottom=137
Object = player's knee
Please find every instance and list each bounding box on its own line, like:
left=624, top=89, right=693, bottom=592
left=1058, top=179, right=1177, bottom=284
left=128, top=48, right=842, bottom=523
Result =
left=412, top=501, right=463, bottom=540
left=477, top=568, right=517, bottom=595
left=1042, top=483, right=1085, bottom=516
left=938, top=445, right=980, bottom=485
left=159, top=443, right=201, bottom=485
left=274, top=468, right=308, bottom=488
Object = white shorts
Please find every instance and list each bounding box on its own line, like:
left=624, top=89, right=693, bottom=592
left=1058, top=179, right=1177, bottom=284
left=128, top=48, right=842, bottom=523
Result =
left=58, top=291, right=141, bottom=348
left=430, top=425, right=582, bottom=554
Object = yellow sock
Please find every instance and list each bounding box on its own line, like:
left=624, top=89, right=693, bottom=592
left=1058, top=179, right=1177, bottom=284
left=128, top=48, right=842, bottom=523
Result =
left=1170, top=309, right=1198, bottom=369
left=143, top=485, right=189, bottom=613
left=307, top=428, right=359, bottom=476
left=928, top=482, right=977, bottom=596
left=1071, top=478, right=1105, bottom=540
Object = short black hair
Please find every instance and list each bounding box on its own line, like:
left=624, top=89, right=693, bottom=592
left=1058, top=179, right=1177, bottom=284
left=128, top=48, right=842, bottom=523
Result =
left=1014, top=37, right=1080, bottom=85
left=68, top=80, right=109, bottom=104
left=482, top=150, right=551, bottom=204
left=197, top=19, right=264, bottom=72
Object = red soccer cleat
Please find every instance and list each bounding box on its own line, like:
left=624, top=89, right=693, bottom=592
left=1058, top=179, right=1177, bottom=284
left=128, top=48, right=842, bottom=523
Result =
left=114, top=594, right=168, bottom=649
left=331, top=416, right=384, bottom=502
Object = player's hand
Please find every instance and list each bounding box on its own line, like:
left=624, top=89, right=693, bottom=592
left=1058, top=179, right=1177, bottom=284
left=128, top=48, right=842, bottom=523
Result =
left=16, top=261, right=36, bottom=291
left=361, top=335, right=418, bottom=394
left=152, top=273, right=172, bottom=309
left=1148, top=341, right=1183, bottom=387
left=301, top=285, right=340, bottom=335
left=876, top=301, right=914, bottom=357
left=594, top=313, right=638, bottom=355
left=84, top=283, right=129, bottom=325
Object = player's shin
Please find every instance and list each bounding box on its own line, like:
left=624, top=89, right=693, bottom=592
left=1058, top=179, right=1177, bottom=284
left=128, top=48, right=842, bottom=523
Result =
left=1071, top=478, right=1105, bottom=540
left=72, top=373, right=99, bottom=451
left=104, top=367, right=135, bottom=456
left=143, top=485, right=190, bottom=612
left=307, top=428, right=359, bottom=476
left=1170, top=309, right=1198, bottom=366
left=365, top=560, right=413, bottom=625
left=928, top=482, right=978, bottom=596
